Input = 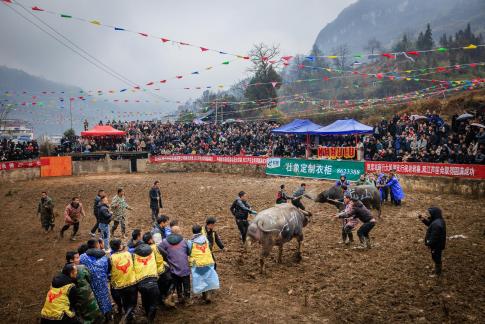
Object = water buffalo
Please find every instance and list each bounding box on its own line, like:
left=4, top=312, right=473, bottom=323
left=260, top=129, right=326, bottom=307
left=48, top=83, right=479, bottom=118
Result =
left=315, top=184, right=382, bottom=217
left=247, top=203, right=311, bottom=274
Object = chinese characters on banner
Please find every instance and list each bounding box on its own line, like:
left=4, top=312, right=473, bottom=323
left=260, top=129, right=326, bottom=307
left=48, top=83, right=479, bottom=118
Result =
left=317, top=146, right=356, bottom=160
left=149, top=154, right=268, bottom=165
left=0, top=160, right=48, bottom=171
left=365, top=161, right=485, bottom=179
left=266, top=158, right=364, bottom=181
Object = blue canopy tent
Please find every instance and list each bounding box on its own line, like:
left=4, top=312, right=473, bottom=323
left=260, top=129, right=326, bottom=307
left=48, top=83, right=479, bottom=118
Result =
left=310, top=119, right=373, bottom=135
left=271, top=119, right=322, bottom=134
left=271, top=119, right=323, bottom=158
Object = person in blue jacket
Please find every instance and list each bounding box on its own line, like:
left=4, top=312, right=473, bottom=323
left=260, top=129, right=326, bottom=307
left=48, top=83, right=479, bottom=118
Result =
left=335, top=174, right=351, bottom=188
left=380, top=169, right=404, bottom=205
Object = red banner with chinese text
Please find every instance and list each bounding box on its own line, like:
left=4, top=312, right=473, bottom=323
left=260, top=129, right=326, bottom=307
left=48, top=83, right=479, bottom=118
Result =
left=365, top=161, right=485, bottom=179
left=318, top=146, right=356, bottom=160
left=149, top=154, right=268, bottom=165
left=0, top=159, right=49, bottom=171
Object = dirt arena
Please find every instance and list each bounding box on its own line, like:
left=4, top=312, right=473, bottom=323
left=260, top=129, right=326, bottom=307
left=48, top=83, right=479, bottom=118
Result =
left=0, top=172, right=483, bottom=323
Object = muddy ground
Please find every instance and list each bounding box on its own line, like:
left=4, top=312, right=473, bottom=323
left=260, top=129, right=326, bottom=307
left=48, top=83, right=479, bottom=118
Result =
left=0, top=172, right=483, bottom=323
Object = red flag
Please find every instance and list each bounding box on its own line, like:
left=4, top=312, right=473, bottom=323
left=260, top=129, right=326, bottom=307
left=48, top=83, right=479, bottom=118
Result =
left=269, top=60, right=277, bottom=64
left=376, top=73, right=383, bottom=79
left=176, top=76, right=183, bottom=79
left=200, top=47, right=209, bottom=52
left=282, top=56, right=293, bottom=61
left=381, top=53, right=395, bottom=59
left=262, top=56, right=268, bottom=61
left=160, top=80, right=167, bottom=83
left=146, top=82, right=154, bottom=86
left=406, top=51, right=419, bottom=56
left=2, top=0, right=13, bottom=4
left=271, top=82, right=278, bottom=88
left=32, top=6, right=44, bottom=11
left=134, top=86, right=140, bottom=89
left=242, top=56, right=250, bottom=60
left=179, top=42, right=189, bottom=45
left=161, top=38, right=170, bottom=43
left=323, top=76, right=330, bottom=81
left=470, top=63, right=477, bottom=68
left=298, top=64, right=304, bottom=69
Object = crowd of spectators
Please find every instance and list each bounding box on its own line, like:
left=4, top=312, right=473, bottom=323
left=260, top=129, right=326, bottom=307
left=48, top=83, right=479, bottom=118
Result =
left=0, top=139, right=39, bottom=161
left=9, top=109, right=484, bottom=165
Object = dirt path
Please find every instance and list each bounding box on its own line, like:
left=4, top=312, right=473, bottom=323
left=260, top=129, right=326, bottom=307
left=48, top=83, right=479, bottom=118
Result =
left=0, top=173, right=483, bottom=323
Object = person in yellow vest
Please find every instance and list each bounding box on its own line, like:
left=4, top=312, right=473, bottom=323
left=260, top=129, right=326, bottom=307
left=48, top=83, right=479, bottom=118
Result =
left=109, top=239, right=137, bottom=323
left=133, top=235, right=160, bottom=323
left=40, top=264, right=79, bottom=324
left=142, top=232, right=175, bottom=307
left=188, top=225, right=220, bottom=303
left=203, top=217, right=225, bottom=270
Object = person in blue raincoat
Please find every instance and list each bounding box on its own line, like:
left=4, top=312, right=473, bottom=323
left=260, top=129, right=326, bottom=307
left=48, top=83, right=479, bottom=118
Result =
left=376, top=172, right=389, bottom=202
left=379, top=169, right=404, bottom=206
left=79, top=239, right=112, bottom=319
left=188, top=225, right=220, bottom=303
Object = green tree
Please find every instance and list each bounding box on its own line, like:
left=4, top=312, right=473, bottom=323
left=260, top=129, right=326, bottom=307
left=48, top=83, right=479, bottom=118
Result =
left=63, top=128, right=76, bottom=139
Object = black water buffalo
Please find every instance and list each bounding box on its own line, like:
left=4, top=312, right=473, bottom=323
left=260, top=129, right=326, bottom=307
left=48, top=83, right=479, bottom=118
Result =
left=247, top=203, right=311, bottom=274
left=315, top=184, right=382, bottom=217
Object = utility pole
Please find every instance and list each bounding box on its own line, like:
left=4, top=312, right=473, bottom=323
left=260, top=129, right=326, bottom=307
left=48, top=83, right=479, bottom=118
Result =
left=214, top=101, right=218, bottom=124
left=69, top=99, right=73, bottom=130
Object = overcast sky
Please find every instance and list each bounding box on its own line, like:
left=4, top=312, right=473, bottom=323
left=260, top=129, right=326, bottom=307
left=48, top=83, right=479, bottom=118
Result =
left=0, top=0, right=355, bottom=104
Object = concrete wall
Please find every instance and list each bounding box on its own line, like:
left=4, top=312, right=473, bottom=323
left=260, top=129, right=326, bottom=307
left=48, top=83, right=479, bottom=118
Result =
left=72, top=159, right=131, bottom=176
left=136, top=158, right=266, bottom=176
left=399, top=175, right=485, bottom=198
left=0, top=167, right=40, bottom=183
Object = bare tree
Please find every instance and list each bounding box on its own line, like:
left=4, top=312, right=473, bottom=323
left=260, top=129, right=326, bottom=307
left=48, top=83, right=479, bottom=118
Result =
left=333, top=44, right=350, bottom=71
left=364, top=37, right=382, bottom=55
left=248, top=43, right=281, bottom=72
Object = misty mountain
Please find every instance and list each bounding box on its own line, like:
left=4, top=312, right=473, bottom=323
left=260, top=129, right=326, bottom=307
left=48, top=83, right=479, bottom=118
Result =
left=314, top=0, right=485, bottom=55
left=0, top=66, right=174, bottom=137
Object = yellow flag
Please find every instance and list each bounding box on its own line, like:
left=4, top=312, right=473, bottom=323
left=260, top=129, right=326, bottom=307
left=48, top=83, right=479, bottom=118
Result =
left=327, top=55, right=338, bottom=59
left=464, top=44, right=477, bottom=49
left=90, top=20, right=101, bottom=26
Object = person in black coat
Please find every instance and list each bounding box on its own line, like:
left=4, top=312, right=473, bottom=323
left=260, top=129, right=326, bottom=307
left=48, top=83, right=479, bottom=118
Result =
left=149, top=181, right=163, bottom=223
left=419, top=207, right=446, bottom=276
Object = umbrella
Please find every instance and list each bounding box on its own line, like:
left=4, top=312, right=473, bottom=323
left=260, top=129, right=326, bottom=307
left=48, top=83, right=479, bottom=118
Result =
left=410, top=115, right=427, bottom=121
left=471, top=123, right=485, bottom=128
left=456, top=113, right=474, bottom=121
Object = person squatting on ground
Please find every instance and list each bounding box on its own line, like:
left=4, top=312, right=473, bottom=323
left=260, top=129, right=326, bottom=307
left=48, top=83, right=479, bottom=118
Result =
left=60, top=197, right=86, bottom=241
left=291, top=183, right=312, bottom=210
left=149, top=181, right=163, bottom=223
left=230, top=191, right=257, bottom=245
left=151, top=215, right=171, bottom=245
left=143, top=232, right=175, bottom=307
left=110, top=188, right=133, bottom=239
left=97, top=196, right=113, bottom=251
left=159, top=225, right=191, bottom=304
left=337, top=197, right=376, bottom=249
left=40, top=264, right=79, bottom=324
left=337, top=193, right=358, bottom=244
left=203, top=217, right=224, bottom=270
left=133, top=235, right=160, bottom=322
left=276, top=184, right=292, bottom=204
left=108, top=239, right=137, bottom=323
left=90, top=189, right=105, bottom=237
left=38, top=191, right=55, bottom=233
left=188, top=225, right=220, bottom=303
left=419, top=207, right=447, bottom=276
left=79, top=239, right=112, bottom=319
left=65, top=251, right=103, bottom=324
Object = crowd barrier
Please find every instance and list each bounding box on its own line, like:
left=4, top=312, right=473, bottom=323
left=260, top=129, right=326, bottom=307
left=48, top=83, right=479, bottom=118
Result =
left=40, top=156, right=73, bottom=177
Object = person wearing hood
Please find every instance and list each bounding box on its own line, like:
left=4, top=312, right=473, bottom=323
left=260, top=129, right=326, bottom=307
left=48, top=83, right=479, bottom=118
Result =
left=79, top=239, right=112, bottom=319
left=419, top=207, right=446, bottom=276
left=379, top=169, right=404, bottom=206
left=89, top=189, right=105, bottom=237
left=159, top=226, right=191, bottom=304
left=108, top=239, right=137, bottom=323
left=355, top=174, right=372, bottom=186
left=335, top=174, right=350, bottom=188
left=230, top=191, right=257, bottom=245
left=60, top=197, right=86, bottom=241
left=65, top=251, right=103, bottom=324
left=276, top=184, right=292, bottom=204
left=40, top=264, right=79, bottom=323
left=188, top=225, right=220, bottom=303
left=376, top=173, right=389, bottom=202
left=338, top=198, right=376, bottom=249
left=151, top=215, right=171, bottom=245
left=37, top=191, right=55, bottom=233
left=133, top=236, right=160, bottom=323
left=127, top=229, right=142, bottom=253
left=97, top=196, right=113, bottom=251
left=143, top=232, right=174, bottom=307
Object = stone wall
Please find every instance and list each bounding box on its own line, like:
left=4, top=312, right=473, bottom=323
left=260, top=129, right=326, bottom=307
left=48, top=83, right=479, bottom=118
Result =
left=72, top=159, right=131, bottom=176
left=0, top=167, right=40, bottom=183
